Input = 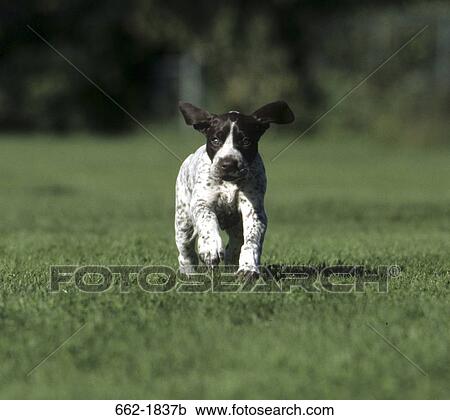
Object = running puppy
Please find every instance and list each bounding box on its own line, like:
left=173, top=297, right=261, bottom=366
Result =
left=175, top=101, right=294, bottom=278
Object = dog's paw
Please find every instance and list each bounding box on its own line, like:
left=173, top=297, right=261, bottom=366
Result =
left=236, top=268, right=260, bottom=281
left=178, top=265, right=197, bottom=275
left=198, top=233, right=224, bottom=267
left=238, top=245, right=260, bottom=275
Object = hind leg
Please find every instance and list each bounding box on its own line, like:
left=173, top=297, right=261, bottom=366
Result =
left=225, top=223, right=244, bottom=266
left=175, top=206, right=198, bottom=274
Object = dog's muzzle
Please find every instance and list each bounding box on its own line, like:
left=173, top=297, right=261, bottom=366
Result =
left=217, top=157, right=248, bottom=181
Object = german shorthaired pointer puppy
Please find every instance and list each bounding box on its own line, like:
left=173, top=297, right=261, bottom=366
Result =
left=176, top=101, right=294, bottom=278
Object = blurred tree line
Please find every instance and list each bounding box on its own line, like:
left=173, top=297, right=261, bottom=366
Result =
left=0, top=0, right=448, bottom=142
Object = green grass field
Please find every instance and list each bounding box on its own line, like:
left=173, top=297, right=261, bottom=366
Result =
left=0, top=129, right=449, bottom=399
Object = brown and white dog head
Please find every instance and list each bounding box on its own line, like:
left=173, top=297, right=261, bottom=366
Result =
left=179, top=101, right=294, bottom=181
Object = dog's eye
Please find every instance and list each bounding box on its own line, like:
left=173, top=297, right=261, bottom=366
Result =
left=211, top=137, right=221, bottom=146
left=242, top=138, right=251, bottom=147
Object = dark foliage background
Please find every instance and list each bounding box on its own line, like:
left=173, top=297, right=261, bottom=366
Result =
left=0, top=0, right=448, bottom=142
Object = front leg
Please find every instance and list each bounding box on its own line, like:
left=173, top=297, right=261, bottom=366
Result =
left=191, top=200, right=224, bottom=267
left=237, top=194, right=267, bottom=278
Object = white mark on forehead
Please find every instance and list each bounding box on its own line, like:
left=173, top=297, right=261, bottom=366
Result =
left=223, top=122, right=235, bottom=147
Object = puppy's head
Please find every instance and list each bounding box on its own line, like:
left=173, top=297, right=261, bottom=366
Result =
left=179, top=101, right=294, bottom=181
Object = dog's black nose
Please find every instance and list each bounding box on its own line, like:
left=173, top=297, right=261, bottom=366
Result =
left=220, top=157, right=238, bottom=172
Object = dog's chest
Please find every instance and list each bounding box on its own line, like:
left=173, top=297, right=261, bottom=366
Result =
left=213, top=182, right=240, bottom=229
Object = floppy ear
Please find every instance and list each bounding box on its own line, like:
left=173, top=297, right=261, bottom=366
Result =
left=178, top=101, right=212, bottom=132
left=252, top=101, right=295, bottom=124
